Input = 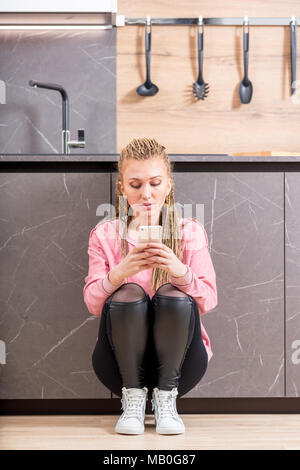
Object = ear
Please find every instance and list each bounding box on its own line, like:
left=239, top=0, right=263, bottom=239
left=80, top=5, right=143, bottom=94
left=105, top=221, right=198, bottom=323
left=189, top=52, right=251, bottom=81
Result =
left=118, top=180, right=124, bottom=196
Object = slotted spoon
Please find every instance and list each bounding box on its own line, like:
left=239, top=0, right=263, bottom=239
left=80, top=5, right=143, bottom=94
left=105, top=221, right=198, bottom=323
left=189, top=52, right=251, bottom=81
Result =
left=193, top=20, right=209, bottom=100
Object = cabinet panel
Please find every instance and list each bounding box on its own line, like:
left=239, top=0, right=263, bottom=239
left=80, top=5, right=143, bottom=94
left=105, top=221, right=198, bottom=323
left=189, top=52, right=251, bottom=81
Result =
left=188, top=172, right=284, bottom=397
left=111, top=172, right=284, bottom=398
left=285, top=173, right=300, bottom=396
left=0, top=173, right=111, bottom=398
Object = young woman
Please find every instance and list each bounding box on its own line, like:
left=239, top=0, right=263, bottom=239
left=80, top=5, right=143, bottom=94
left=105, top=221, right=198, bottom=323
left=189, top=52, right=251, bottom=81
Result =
left=83, top=138, right=218, bottom=435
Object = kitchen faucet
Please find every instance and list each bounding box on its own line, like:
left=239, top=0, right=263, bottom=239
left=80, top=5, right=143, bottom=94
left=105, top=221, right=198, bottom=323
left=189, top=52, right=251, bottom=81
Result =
left=28, top=80, right=85, bottom=154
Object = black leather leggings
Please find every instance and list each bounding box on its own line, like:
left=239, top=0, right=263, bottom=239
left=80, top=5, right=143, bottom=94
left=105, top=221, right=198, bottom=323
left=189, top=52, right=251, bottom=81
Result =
left=92, top=282, right=208, bottom=398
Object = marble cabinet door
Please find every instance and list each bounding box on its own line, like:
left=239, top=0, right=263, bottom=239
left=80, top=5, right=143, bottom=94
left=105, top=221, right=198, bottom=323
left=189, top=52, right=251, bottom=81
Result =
left=285, top=173, right=300, bottom=397
left=111, top=171, right=284, bottom=398
left=0, top=172, right=111, bottom=399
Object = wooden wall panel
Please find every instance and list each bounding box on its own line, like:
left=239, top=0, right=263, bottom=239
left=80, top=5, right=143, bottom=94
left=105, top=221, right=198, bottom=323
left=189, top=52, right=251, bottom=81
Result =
left=117, top=1, right=300, bottom=154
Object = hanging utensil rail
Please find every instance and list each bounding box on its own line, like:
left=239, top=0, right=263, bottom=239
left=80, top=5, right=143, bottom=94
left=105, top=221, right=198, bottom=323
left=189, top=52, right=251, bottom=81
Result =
left=115, top=16, right=298, bottom=26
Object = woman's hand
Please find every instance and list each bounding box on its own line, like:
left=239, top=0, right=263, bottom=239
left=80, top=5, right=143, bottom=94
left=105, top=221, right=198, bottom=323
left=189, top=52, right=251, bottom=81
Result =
left=113, top=242, right=158, bottom=282
left=144, top=241, right=188, bottom=278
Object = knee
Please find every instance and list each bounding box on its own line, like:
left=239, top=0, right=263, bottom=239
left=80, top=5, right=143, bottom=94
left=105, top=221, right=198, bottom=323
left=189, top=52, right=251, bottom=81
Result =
left=153, top=282, right=190, bottom=299
left=152, top=283, right=193, bottom=321
left=110, top=282, right=148, bottom=303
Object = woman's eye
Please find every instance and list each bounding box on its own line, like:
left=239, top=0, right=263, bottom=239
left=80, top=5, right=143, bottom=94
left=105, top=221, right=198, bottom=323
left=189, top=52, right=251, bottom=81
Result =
left=131, top=182, right=161, bottom=189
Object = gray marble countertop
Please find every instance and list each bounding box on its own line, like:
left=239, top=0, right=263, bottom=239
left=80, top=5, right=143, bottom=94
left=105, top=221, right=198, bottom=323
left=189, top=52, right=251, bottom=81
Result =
left=2, top=153, right=300, bottom=162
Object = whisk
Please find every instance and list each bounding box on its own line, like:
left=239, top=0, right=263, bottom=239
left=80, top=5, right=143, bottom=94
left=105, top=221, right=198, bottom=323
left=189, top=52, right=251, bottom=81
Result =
left=193, top=17, right=209, bottom=100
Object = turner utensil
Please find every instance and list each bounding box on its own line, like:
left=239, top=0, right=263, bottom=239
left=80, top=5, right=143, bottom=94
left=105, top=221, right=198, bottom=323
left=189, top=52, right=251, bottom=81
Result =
left=193, top=17, right=209, bottom=100
left=290, top=17, right=297, bottom=95
left=239, top=17, right=253, bottom=104
left=136, top=17, right=159, bottom=96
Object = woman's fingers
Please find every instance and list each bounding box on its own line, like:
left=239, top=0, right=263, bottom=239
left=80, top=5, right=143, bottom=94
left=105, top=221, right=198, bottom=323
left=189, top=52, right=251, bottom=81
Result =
left=134, top=242, right=150, bottom=251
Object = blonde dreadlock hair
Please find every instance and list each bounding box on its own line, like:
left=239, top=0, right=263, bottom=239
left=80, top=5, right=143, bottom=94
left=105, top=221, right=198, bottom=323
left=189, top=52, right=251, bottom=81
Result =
left=112, top=137, right=184, bottom=295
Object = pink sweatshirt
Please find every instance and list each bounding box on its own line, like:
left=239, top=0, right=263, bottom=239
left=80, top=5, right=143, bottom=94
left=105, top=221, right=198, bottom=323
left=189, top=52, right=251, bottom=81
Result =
left=83, top=217, right=218, bottom=362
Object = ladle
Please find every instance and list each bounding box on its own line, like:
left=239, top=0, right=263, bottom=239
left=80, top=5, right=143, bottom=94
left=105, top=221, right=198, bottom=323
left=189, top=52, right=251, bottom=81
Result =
left=239, top=17, right=253, bottom=104
left=136, top=16, right=159, bottom=96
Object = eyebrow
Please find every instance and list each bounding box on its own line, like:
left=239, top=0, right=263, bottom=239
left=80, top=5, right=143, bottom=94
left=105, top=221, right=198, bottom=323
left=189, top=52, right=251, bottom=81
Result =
left=128, top=175, right=162, bottom=181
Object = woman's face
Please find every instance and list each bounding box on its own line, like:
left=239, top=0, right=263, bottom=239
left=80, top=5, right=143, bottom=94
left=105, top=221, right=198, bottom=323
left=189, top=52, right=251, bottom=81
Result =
left=118, top=157, right=172, bottom=225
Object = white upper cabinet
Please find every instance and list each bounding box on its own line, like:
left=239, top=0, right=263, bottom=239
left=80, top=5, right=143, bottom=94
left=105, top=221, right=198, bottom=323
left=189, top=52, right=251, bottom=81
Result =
left=0, top=0, right=117, bottom=12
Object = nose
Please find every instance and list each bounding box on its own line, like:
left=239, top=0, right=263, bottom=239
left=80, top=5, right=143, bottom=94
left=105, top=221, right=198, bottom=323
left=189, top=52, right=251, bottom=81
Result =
left=140, top=184, right=152, bottom=200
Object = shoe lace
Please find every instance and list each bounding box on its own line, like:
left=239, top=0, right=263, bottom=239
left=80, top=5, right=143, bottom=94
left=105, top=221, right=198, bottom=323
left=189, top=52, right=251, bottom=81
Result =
left=152, top=389, right=178, bottom=419
left=121, top=391, right=145, bottom=420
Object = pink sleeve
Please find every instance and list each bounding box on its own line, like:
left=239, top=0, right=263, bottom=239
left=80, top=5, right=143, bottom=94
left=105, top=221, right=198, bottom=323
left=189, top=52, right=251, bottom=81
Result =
left=169, top=219, right=218, bottom=315
left=83, top=227, right=124, bottom=316
left=169, top=264, right=193, bottom=286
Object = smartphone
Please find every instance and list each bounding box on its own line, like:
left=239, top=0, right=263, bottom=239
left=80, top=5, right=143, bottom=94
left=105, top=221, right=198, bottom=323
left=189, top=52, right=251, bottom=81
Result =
left=138, top=225, right=162, bottom=243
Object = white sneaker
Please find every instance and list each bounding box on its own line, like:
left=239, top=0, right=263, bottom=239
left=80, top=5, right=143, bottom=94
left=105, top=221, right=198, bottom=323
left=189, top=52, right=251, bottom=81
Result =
left=151, top=387, right=185, bottom=434
left=115, top=386, right=148, bottom=435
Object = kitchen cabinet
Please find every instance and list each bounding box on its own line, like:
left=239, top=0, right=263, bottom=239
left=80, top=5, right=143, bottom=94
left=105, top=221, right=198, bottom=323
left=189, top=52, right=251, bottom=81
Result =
left=285, top=173, right=300, bottom=397
left=0, top=172, right=111, bottom=398
left=0, top=156, right=295, bottom=404
left=110, top=171, right=285, bottom=398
